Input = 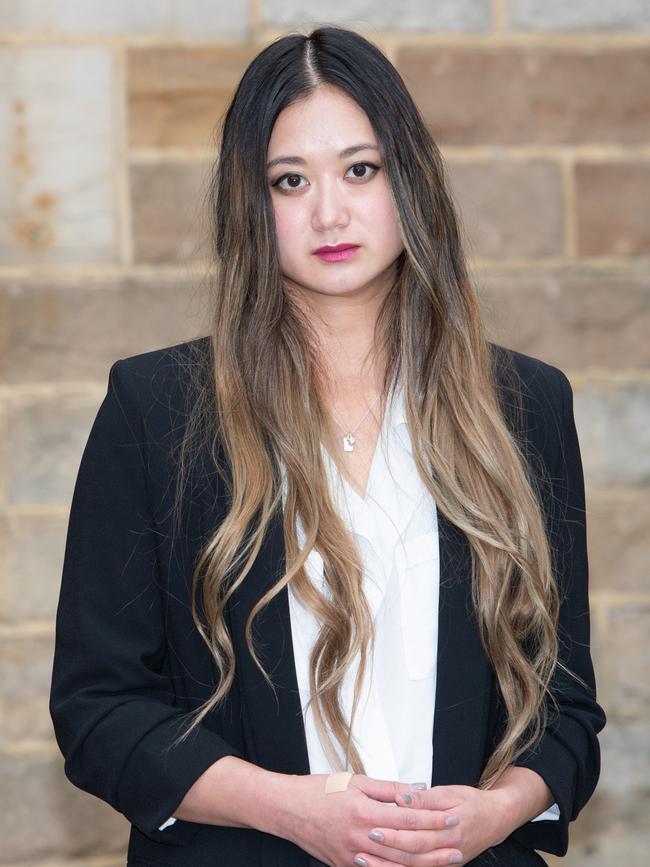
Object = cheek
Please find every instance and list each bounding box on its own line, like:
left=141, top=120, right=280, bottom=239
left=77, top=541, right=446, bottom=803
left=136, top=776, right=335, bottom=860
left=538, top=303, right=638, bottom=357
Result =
left=273, top=200, right=303, bottom=240
left=272, top=202, right=305, bottom=266
left=360, top=189, right=400, bottom=231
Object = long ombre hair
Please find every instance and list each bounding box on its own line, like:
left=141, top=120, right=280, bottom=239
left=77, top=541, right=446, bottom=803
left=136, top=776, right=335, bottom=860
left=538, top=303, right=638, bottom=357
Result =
left=171, top=25, right=562, bottom=789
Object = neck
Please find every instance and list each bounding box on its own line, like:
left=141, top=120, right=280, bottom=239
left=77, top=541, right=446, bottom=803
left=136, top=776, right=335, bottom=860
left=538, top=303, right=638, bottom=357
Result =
left=283, top=268, right=395, bottom=396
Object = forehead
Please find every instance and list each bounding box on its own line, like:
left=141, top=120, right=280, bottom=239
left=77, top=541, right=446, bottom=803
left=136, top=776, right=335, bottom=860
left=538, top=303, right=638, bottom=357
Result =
left=267, top=87, right=376, bottom=156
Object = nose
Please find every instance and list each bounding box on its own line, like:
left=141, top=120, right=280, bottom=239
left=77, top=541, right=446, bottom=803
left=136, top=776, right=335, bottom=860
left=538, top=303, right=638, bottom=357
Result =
left=311, top=177, right=350, bottom=232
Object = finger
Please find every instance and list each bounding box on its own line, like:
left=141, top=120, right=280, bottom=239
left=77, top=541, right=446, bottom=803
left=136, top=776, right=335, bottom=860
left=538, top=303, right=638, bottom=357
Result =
left=354, top=847, right=463, bottom=867
left=395, top=785, right=465, bottom=811
left=373, top=803, right=459, bottom=832
left=366, top=824, right=461, bottom=855
left=352, top=776, right=412, bottom=803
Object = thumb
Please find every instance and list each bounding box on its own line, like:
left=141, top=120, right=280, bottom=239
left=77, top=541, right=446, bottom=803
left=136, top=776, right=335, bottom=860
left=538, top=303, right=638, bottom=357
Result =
left=396, top=784, right=464, bottom=810
left=351, top=775, right=420, bottom=803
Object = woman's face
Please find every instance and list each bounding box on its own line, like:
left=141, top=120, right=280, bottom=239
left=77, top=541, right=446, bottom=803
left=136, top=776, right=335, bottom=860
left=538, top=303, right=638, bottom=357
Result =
left=267, top=86, right=404, bottom=302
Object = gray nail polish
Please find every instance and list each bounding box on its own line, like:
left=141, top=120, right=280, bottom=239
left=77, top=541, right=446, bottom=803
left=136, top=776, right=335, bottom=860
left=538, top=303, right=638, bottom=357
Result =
left=446, top=816, right=460, bottom=827
left=354, top=858, right=368, bottom=867
left=401, top=792, right=412, bottom=805
left=449, top=855, right=462, bottom=864
left=409, top=781, right=428, bottom=790
left=369, top=830, right=384, bottom=841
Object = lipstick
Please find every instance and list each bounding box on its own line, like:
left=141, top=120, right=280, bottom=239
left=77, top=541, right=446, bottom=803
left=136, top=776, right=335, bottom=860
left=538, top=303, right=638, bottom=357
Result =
left=313, top=243, right=360, bottom=263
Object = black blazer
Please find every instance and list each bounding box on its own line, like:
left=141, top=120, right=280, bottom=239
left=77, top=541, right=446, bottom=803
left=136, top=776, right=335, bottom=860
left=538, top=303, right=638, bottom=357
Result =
left=49, top=336, right=605, bottom=867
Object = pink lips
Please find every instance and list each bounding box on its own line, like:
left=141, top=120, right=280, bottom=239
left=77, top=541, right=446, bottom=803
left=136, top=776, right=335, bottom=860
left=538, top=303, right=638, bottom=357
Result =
left=313, top=244, right=360, bottom=263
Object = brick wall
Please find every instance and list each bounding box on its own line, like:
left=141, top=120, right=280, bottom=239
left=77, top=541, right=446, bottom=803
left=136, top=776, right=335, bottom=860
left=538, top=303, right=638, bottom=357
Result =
left=1, top=2, right=648, bottom=864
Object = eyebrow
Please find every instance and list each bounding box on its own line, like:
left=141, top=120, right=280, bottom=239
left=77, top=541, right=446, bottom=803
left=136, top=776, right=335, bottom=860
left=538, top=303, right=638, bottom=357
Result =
left=266, top=143, right=380, bottom=171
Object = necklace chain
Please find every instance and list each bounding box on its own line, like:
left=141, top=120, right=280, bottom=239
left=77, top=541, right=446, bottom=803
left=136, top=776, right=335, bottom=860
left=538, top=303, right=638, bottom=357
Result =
left=330, top=392, right=381, bottom=452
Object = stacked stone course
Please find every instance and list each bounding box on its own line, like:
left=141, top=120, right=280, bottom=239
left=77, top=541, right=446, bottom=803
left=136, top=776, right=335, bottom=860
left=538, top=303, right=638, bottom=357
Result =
left=1, top=2, right=648, bottom=863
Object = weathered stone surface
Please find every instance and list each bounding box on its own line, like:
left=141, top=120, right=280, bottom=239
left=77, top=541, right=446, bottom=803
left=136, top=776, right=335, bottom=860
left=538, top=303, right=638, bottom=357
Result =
left=261, top=0, right=491, bottom=29
left=0, top=0, right=248, bottom=37
left=476, top=266, right=650, bottom=370
left=576, top=161, right=650, bottom=256
left=593, top=604, right=650, bottom=719
left=546, top=721, right=650, bottom=864
left=587, top=488, right=650, bottom=594
left=572, top=382, right=650, bottom=487
left=0, top=632, right=56, bottom=743
left=509, top=0, right=650, bottom=31
left=128, top=46, right=258, bottom=149
left=130, top=162, right=210, bottom=264
left=0, top=512, right=68, bottom=622
left=2, top=859, right=124, bottom=866
left=598, top=720, right=650, bottom=794
left=0, top=752, right=128, bottom=861
left=448, top=159, right=563, bottom=259
left=6, top=390, right=106, bottom=505
left=547, top=792, right=650, bottom=866
left=397, top=46, right=650, bottom=144
left=0, top=45, right=116, bottom=265
left=0, top=278, right=209, bottom=384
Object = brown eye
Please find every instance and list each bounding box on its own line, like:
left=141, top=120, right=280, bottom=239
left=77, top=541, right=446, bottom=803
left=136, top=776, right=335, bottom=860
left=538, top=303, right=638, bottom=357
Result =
left=272, top=173, right=307, bottom=191
left=346, top=162, right=380, bottom=180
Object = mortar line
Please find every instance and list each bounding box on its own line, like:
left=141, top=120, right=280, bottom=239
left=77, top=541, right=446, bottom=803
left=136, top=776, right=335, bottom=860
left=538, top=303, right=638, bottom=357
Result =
left=2, top=31, right=650, bottom=48
left=492, top=0, right=507, bottom=31
left=114, top=41, right=133, bottom=268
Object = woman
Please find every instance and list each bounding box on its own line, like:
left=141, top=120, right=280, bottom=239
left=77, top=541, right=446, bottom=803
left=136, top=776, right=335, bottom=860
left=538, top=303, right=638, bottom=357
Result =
left=49, top=25, right=605, bottom=867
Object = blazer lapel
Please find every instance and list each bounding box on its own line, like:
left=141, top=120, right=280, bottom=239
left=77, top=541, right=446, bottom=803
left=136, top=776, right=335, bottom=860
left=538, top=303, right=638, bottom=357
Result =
left=227, top=502, right=493, bottom=786
left=431, top=509, right=493, bottom=786
left=226, top=500, right=492, bottom=867
left=227, top=505, right=310, bottom=777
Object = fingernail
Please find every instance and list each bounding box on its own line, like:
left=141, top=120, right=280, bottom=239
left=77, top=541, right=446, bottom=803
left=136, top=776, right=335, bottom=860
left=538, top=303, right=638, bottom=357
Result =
left=400, top=792, right=412, bottom=805
left=409, top=781, right=428, bottom=790
left=446, top=816, right=460, bottom=827
left=354, top=859, right=368, bottom=866
left=449, top=855, right=462, bottom=864
left=369, top=830, right=384, bottom=841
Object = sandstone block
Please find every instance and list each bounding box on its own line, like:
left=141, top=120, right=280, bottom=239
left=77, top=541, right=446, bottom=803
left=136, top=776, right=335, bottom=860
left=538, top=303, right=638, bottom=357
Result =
left=6, top=390, right=106, bottom=506
left=0, top=0, right=248, bottom=37
left=572, top=382, right=650, bottom=487
left=0, top=278, right=209, bottom=384
left=130, top=162, right=209, bottom=264
left=576, top=161, right=650, bottom=256
left=448, top=159, right=563, bottom=259
left=261, top=0, right=490, bottom=30
left=477, top=266, right=650, bottom=370
left=586, top=488, right=650, bottom=594
left=593, top=604, right=650, bottom=720
left=0, top=512, right=68, bottom=623
left=397, top=46, right=650, bottom=144
left=0, top=753, right=128, bottom=861
left=128, top=46, right=258, bottom=149
left=509, top=0, right=650, bottom=31
left=0, top=45, right=116, bottom=265
left=0, top=632, right=56, bottom=744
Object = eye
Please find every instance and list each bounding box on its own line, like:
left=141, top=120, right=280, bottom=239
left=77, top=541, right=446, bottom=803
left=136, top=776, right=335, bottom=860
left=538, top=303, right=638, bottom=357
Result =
left=346, top=162, right=380, bottom=180
left=272, top=172, right=307, bottom=192
left=270, top=162, right=381, bottom=192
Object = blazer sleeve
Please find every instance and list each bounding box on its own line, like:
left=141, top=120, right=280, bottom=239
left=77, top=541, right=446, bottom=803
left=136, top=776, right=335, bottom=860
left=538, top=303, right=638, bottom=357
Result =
left=49, top=359, right=244, bottom=843
left=510, top=366, right=606, bottom=856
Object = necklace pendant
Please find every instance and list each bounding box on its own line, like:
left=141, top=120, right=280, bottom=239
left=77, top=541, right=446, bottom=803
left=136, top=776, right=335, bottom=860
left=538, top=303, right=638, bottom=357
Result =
left=343, top=432, right=355, bottom=452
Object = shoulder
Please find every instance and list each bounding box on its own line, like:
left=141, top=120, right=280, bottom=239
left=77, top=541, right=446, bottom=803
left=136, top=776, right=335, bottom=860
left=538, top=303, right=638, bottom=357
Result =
left=489, top=342, right=570, bottom=411
left=110, top=335, right=211, bottom=399
left=106, top=335, right=212, bottom=425
left=488, top=342, right=573, bottom=463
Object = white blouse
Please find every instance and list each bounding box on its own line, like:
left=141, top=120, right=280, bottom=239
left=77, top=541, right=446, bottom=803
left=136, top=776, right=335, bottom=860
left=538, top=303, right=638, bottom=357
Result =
left=160, top=380, right=559, bottom=829
left=286, top=379, right=560, bottom=822
left=288, top=379, right=439, bottom=785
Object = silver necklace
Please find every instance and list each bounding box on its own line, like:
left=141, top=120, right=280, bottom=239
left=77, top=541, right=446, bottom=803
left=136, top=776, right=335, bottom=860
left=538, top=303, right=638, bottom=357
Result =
left=330, top=392, right=382, bottom=452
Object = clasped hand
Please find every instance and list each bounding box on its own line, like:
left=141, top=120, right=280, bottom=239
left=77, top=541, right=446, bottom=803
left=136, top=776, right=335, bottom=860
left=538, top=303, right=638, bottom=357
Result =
left=288, top=774, right=514, bottom=867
